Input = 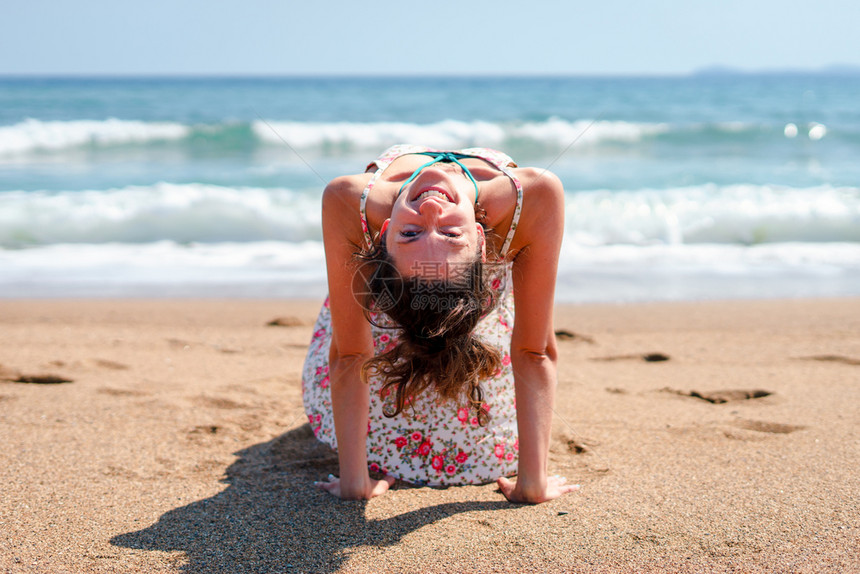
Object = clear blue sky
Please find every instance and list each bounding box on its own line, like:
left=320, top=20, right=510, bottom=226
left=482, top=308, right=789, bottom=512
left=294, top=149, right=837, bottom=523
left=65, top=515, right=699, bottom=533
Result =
left=4, top=0, right=859, bottom=76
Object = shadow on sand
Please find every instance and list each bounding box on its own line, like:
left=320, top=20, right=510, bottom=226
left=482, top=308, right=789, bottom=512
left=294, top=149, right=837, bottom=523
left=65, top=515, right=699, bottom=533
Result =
left=111, top=424, right=508, bottom=573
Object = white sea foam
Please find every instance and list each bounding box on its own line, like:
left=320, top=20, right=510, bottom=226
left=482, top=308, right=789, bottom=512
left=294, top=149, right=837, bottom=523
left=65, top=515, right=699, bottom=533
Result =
left=252, top=118, right=668, bottom=150
left=2, top=182, right=858, bottom=248
left=560, top=241, right=860, bottom=271
left=252, top=119, right=506, bottom=150
left=555, top=242, right=860, bottom=302
left=2, top=180, right=859, bottom=299
left=565, top=184, right=860, bottom=246
left=0, top=117, right=809, bottom=158
left=0, top=183, right=321, bottom=246
left=0, top=241, right=327, bottom=298
left=514, top=118, right=669, bottom=145
left=0, top=118, right=190, bottom=155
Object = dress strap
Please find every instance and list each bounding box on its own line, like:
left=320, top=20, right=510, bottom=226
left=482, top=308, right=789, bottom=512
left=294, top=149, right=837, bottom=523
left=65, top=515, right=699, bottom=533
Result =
left=494, top=163, right=523, bottom=257
left=359, top=167, right=386, bottom=250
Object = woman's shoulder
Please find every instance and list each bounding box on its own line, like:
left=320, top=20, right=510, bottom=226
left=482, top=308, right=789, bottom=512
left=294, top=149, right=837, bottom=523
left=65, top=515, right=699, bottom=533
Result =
left=322, top=173, right=372, bottom=212
left=506, top=167, right=565, bottom=250
left=514, top=166, right=563, bottom=193
left=321, top=173, right=375, bottom=248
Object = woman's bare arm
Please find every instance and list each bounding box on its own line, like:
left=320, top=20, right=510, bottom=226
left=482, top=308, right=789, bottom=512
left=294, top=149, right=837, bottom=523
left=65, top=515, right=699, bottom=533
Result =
left=317, top=175, right=394, bottom=500
left=498, top=168, right=578, bottom=503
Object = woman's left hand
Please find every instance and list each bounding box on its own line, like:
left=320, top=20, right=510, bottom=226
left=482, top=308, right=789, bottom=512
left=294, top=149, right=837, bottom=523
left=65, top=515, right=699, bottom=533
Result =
left=315, top=473, right=395, bottom=500
left=497, top=475, right=580, bottom=504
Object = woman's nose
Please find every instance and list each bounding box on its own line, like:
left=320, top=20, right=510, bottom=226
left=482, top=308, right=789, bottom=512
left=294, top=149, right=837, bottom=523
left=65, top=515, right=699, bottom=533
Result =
left=418, top=199, right=444, bottom=217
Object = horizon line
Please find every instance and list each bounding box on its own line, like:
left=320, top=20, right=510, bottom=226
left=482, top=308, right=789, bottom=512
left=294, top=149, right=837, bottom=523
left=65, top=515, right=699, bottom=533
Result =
left=1, top=64, right=859, bottom=80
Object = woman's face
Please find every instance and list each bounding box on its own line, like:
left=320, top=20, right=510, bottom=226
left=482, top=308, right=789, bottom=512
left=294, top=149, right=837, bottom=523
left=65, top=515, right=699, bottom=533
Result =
left=384, top=162, right=484, bottom=280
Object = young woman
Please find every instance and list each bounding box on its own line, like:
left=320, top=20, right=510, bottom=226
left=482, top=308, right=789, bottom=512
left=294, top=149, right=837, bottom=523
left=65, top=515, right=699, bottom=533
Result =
left=301, top=145, right=576, bottom=503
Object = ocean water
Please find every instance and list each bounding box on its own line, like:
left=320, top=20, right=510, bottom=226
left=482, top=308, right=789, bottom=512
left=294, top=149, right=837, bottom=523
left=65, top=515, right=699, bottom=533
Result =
left=1, top=75, right=859, bottom=302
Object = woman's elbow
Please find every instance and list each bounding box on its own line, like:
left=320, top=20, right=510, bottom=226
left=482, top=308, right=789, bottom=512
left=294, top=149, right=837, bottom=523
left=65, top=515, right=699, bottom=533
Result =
left=511, top=344, right=558, bottom=368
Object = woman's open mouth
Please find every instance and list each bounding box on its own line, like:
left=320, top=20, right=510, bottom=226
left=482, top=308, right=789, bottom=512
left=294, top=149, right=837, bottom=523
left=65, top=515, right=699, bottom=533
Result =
left=411, top=186, right=453, bottom=202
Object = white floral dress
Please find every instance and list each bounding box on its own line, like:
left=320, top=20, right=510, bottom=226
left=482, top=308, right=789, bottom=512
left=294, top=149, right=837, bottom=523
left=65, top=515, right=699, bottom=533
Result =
left=301, top=145, right=524, bottom=486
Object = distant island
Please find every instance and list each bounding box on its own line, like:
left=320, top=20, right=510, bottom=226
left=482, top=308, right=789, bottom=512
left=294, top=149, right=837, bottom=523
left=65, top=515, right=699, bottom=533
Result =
left=693, top=64, right=860, bottom=76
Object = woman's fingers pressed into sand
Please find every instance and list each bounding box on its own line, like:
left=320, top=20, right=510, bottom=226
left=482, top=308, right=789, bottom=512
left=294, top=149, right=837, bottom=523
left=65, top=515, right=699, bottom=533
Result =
left=497, top=475, right=580, bottom=504
left=315, top=474, right=396, bottom=501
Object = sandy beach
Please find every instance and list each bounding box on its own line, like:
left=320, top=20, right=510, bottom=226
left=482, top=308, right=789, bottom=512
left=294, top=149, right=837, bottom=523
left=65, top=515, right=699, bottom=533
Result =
left=1, top=297, right=858, bottom=573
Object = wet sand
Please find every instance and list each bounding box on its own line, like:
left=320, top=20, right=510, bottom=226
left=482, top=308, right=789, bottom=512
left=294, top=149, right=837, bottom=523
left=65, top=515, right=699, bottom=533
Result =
left=1, top=298, right=858, bottom=573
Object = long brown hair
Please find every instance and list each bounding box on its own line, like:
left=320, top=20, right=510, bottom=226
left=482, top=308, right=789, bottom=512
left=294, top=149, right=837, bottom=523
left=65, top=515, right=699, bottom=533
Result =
left=356, top=234, right=503, bottom=425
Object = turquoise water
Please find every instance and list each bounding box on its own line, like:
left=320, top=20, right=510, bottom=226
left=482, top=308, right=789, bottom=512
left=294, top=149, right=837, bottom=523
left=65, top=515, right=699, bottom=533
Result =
left=1, top=75, right=859, bottom=300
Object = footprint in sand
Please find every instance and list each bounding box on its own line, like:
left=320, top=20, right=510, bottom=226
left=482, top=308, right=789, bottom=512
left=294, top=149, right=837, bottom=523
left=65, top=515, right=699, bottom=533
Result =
left=185, top=425, right=228, bottom=445
left=267, top=316, right=312, bottom=327
left=591, top=353, right=670, bottom=363
left=195, top=396, right=247, bottom=410
left=269, top=425, right=339, bottom=470
left=733, top=419, right=806, bottom=434
left=554, top=330, right=596, bottom=344
left=189, top=425, right=222, bottom=435
left=87, top=358, right=130, bottom=370
left=167, top=338, right=193, bottom=350
left=551, top=434, right=600, bottom=455
left=0, top=365, right=73, bottom=385
left=798, top=355, right=860, bottom=366
left=15, top=374, right=73, bottom=384
left=661, top=388, right=772, bottom=404
left=564, top=439, right=590, bottom=454
left=97, top=387, right=149, bottom=397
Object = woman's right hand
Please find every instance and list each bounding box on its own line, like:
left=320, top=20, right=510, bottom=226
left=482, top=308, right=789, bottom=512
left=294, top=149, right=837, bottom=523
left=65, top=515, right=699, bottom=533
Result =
left=315, top=473, right=395, bottom=500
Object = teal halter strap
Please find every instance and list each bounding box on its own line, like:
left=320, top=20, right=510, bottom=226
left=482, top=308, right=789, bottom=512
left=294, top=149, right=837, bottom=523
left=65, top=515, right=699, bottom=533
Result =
left=397, top=152, right=479, bottom=204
